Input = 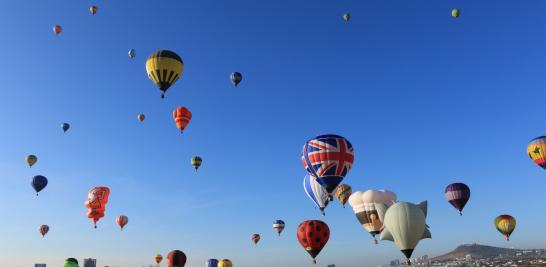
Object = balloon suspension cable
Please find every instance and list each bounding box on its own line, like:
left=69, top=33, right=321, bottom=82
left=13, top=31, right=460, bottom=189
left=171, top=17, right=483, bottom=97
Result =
left=406, top=259, right=411, bottom=265
left=320, top=210, right=325, bottom=216
left=374, top=239, right=378, bottom=245
left=161, top=93, right=165, bottom=99
left=36, top=193, right=38, bottom=196
left=459, top=211, right=462, bottom=216
left=312, top=259, right=316, bottom=264
left=94, top=224, right=97, bottom=229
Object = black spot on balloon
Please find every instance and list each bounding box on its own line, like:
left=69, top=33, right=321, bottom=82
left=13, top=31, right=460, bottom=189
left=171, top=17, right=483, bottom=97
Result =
left=308, top=232, right=313, bottom=237
left=315, top=238, right=321, bottom=243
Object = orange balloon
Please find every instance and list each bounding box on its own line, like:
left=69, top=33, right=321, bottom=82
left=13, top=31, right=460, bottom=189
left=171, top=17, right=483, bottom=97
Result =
left=173, top=106, right=192, bottom=133
left=85, top=186, right=110, bottom=228
left=53, top=25, right=62, bottom=35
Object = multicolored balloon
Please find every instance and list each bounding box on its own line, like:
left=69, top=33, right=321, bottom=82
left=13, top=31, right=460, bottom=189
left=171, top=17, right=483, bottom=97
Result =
left=146, top=50, right=184, bottom=98
left=38, top=224, right=49, bottom=237
left=31, top=175, right=48, bottom=196
left=191, top=156, right=202, bottom=171
left=230, top=72, right=242, bottom=87
left=528, top=136, right=546, bottom=170
left=303, top=175, right=329, bottom=216
left=53, top=25, right=62, bottom=35
left=116, top=215, right=128, bottom=230
left=138, top=114, right=145, bottom=122
left=348, top=189, right=397, bottom=244
left=375, top=201, right=431, bottom=265
left=167, top=250, right=186, bottom=267
left=155, top=254, right=163, bottom=264
left=302, top=134, right=354, bottom=198
left=90, top=6, right=97, bottom=15
left=61, top=123, right=70, bottom=133
left=296, top=220, right=330, bottom=264
left=84, top=186, right=110, bottom=228
left=217, top=259, right=232, bottom=267
left=444, top=183, right=470, bottom=215
left=205, top=259, right=218, bottom=267
left=273, top=220, right=285, bottom=236
left=26, top=154, right=37, bottom=167
left=128, top=49, right=136, bottom=59
left=334, top=184, right=352, bottom=208
left=495, top=215, right=516, bottom=241
left=173, top=106, right=192, bottom=133
left=251, top=233, right=261, bottom=245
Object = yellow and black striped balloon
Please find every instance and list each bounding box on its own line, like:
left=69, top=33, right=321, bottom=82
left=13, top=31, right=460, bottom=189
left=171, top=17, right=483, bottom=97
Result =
left=145, top=50, right=184, bottom=98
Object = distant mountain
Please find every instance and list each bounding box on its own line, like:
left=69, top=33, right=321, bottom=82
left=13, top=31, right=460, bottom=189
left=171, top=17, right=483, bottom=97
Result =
left=432, top=243, right=523, bottom=261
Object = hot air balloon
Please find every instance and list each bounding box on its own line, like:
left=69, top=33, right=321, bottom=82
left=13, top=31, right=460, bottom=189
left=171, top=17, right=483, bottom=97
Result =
left=230, top=72, right=242, bottom=87
left=375, top=201, right=431, bottom=265
left=297, top=220, right=330, bottom=264
left=116, top=215, right=128, bottom=230
left=167, top=250, right=187, bottom=267
left=155, top=254, right=163, bottom=264
left=303, top=175, right=329, bottom=216
left=53, top=25, right=62, bottom=35
left=138, top=114, right=145, bottom=122
left=146, top=50, right=184, bottom=98
left=173, top=106, right=192, bottom=133
left=90, top=6, right=97, bottom=15
left=129, top=49, right=136, bottom=59
left=273, top=220, right=285, bottom=236
left=251, top=234, right=261, bottom=245
left=452, top=8, right=460, bottom=18
left=38, top=224, right=49, bottom=237
left=495, top=215, right=516, bottom=241
left=31, top=175, right=48, bottom=196
left=302, top=134, right=354, bottom=199
left=64, top=258, right=79, bottom=267
left=26, top=154, right=37, bottom=167
left=343, top=13, right=351, bottom=22
left=217, top=259, right=232, bottom=267
left=349, top=190, right=397, bottom=244
left=85, top=186, right=110, bottom=228
left=528, top=136, right=546, bottom=170
left=334, top=184, right=352, bottom=208
left=191, top=156, right=202, bottom=171
left=444, top=183, right=470, bottom=215
left=61, top=123, right=70, bottom=133
left=205, top=259, right=218, bottom=267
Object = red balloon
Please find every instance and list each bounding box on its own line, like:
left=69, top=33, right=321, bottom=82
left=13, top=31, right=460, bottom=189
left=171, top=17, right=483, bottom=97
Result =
left=297, top=220, right=330, bottom=264
left=116, top=215, right=128, bottom=230
left=85, top=186, right=110, bottom=228
left=173, top=107, right=192, bottom=133
left=251, top=233, right=261, bottom=245
left=167, top=250, right=186, bottom=267
left=53, top=25, right=62, bottom=35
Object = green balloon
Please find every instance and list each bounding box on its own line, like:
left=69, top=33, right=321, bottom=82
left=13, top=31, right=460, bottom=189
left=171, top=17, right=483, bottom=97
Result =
left=452, top=8, right=460, bottom=18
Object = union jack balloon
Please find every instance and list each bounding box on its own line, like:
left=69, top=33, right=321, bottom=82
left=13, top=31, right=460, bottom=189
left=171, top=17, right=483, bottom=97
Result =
left=301, top=134, right=354, bottom=198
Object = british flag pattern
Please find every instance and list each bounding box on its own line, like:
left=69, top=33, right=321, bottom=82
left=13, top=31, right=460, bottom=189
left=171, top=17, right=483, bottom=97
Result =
left=301, top=134, right=354, bottom=195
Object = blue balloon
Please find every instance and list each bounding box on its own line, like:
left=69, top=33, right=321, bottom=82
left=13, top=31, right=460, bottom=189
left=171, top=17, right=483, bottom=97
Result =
left=205, top=259, right=218, bottom=267
left=61, top=123, right=70, bottom=132
left=31, top=175, right=48, bottom=195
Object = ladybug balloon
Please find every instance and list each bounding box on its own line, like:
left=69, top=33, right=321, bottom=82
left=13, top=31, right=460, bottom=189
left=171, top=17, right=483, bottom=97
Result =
left=296, top=220, right=330, bottom=264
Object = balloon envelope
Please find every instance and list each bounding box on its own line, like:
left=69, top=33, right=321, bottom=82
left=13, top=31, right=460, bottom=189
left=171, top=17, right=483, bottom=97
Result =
left=251, top=233, right=261, bottom=245
left=217, top=259, right=232, bottom=267
left=85, top=186, right=110, bottom=228
left=303, top=175, right=329, bottom=215
left=53, top=25, right=62, bottom=35
left=38, top=224, right=49, bottom=237
left=301, top=134, right=354, bottom=195
left=297, top=220, right=330, bottom=264
left=146, top=50, right=184, bottom=98
left=444, top=183, right=470, bottom=215
left=173, top=106, right=192, bottom=133
left=343, top=13, right=351, bottom=22
left=273, top=220, right=285, bottom=236
left=528, top=136, right=546, bottom=169
left=116, top=215, right=128, bottom=230
left=155, top=254, right=163, bottom=264
left=61, top=123, right=70, bottom=132
left=63, top=258, right=79, bottom=267
left=495, top=215, right=516, bottom=241
left=90, top=6, right=97, bottom=14
left=26, top=154, right=37, bottom=167
left=231, top=72, right=242, bottom=87
left=138, top=114, right=145, bottom=122
left=167, top=250, right=187, bottom=267
left=129, top=49, right=136, bottom=59
left=452, top=8, right=460, bottom=18
left=191, top=156, right=202, bottom=171
left=31, top=175, right=48, bottom=195
left=334, top=184, right=352, bottom=207
left=205, top=259, right=218, bottom=267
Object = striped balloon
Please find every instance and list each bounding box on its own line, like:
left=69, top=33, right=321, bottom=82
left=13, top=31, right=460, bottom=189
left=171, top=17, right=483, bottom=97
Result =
left=116, top=215, right=128, bottom=230
left=272, top=220, right=285, bottom=236
left=528, top=136, right=546, bottom=170
left=444, top=183, right=470, bottom=215
left=495, top=215, right=516, bottom=241
left=335, top=184, right=352, bottom=208
left=205, top=259, right=218, bottom=267
left=38, top=224, right=49, bottom=237
left=303, top=175, right=329, bottom=216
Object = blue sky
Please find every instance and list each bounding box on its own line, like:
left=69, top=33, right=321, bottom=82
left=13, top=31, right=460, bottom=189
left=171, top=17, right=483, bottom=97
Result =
left=1, top=0, right=546, bottom=266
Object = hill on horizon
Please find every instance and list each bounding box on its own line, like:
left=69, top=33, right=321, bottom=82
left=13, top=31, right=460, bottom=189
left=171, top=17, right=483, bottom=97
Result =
left=432, top=243, right=543, bottom=261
